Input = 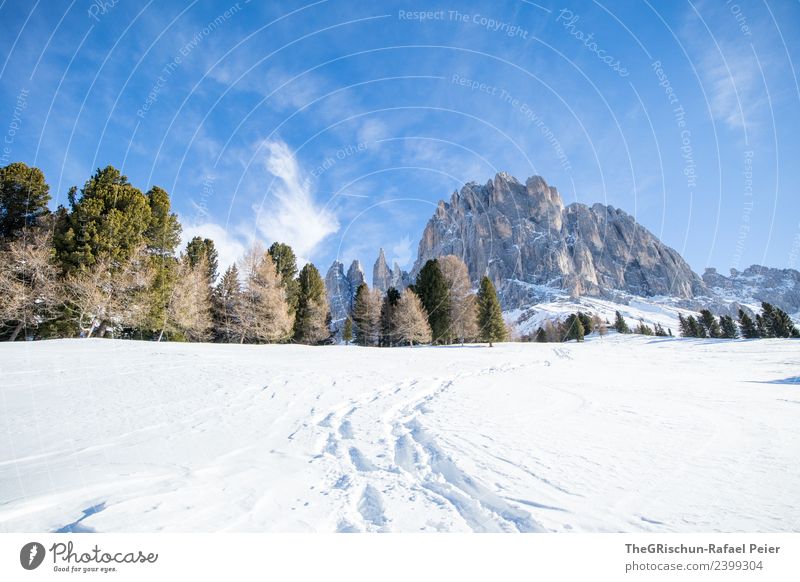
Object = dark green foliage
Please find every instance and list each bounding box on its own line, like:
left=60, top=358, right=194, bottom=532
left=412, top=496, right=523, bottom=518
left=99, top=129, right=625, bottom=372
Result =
left=577, top=312, right=592, bottom=335
left=759, top=302, right=799, bottom=338
left=380, top=287, right=401, bottom=346
left=0, top=162, right=51, bottom=239
left=719, top=315, right=738, bottom=339
left=535, top=327, right=547, bottom=343
left=563, top=313, right=585, bottom=342
left=755, top=313, right=769, bottom=338
left=343, top=317, right=353, bottom=344
left=415, top=259, right=451, bottom=344
left=268, top=241, right=299, bottom=312
left=476, top=276, right=505, bottom=346
left=54, top=166, right=152, bottom=271
left=212, top=264, right=241, bottom=343
left=293, top=263, right=330, bottom=344
left=738, top=309, right=759, bottom=338
left=351, top=283, right=378, bottom=346
left=685, top=315, right=705, bottom=338
left=698, top=309, right=721, bottom=338
left=634, top=320, right=653, bottom=335
left=678, top=314, right=690, bottom=337
left=143, top=186, right=182, bottom=335
left=654, top=322, right=668, bottom=336
left=186, top=236, right=218, bottom=284
left=613, top=311, right=629, bottom=334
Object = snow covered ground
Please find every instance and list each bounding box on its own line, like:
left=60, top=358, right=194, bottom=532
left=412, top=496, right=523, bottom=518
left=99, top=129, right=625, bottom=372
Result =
left=1, top=336, right=798, bottom=533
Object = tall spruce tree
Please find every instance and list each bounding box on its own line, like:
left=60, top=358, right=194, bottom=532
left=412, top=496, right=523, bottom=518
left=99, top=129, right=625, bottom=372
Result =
left=144, top=186, right=181, bottom=337
left=699, top=309, right=721, bottom=338
left=343, top=317, right=353, bottom=345
left=614, top=311, right=630, bottom=334
left=351, top=283, right=381, bottom=346
left=415, top=259, right=451, bottom=344
left=380, top=287, right=401, bottom=346
left=186, top=236, right=218, bottom=284
left=0, top=162, right=51, bottom=239
left=268, top=242, right=299, bottom=313
left=535, top=327, right=547, bottom=343
left=738, top=309, right=758, bottom=338
left=564, top=313, right=585, bottom=342
left=686, top=315, right=703, bottom=338
left=719, top=315, right=738, bottom=339
left=293, top=263, right=330, bottom=344
left=477, top=276, right=506, bottom=346
left=577, top=312, right=592, bottom=335
left=212, top=264, right=241, bottom=343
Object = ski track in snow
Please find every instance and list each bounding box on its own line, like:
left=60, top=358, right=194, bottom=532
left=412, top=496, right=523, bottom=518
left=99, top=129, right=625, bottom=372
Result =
left=0, top=336, right=798, bottom=533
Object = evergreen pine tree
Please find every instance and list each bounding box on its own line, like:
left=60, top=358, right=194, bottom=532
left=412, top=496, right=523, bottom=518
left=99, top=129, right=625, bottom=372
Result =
left=678, top=314, right=691, bottom=337
left=0, top=162, right=51, bottom=239
left=54, top=166, right=152, bottom=271
left=186, top=236, right=218, bottom=283
left=755, top=313, right=770, bottom=338
left=577, top=312, right=592, bottom=335
left=212, top=264, right=241, bottom=342
left=699, top=309, right=721, bottom=338
left=268, top=242, right=299, bottom=313
left=343, top=317, right=353, bottom=345
left=613, top=310, right=630, bottom=334
left=379, top=287, right=401, bottom=346
left=351, top=283, right=381, bottom=346
left=415, top=259, right=451, bottom=344
left=534, top=327, right=547, bottom=343
left=563, top=313, right=585, bottom=342
left=477, top=276, right=506, bottom=346
left=144, top=186, right=181, bottom=337
left=686, top=315, right=703, bottom=338
left=293, top=263, right=330, bottom=344
left=719, top=314, right=738, bottom=339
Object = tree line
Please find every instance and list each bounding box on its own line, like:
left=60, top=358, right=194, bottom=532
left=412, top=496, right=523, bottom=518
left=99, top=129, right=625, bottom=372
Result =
left=678, top=304, right=799, bottom=339
left=0, top=162, right=508, bottom=346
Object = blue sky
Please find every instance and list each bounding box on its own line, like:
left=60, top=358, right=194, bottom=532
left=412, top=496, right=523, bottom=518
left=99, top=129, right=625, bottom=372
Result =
left=1, top=0, right=799, bottom=279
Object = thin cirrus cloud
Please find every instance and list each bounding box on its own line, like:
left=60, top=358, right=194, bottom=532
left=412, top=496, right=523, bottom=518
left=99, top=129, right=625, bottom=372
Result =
left=255, top=139, right=340, bottom=263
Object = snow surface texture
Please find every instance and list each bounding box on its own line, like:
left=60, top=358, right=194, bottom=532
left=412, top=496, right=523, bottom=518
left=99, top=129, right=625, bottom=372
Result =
left=1, top=336, right=798, bottom=533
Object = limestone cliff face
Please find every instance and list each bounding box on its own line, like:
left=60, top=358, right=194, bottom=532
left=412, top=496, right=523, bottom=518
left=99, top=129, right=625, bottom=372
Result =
left=325, top=259, right=366, bottom=325
left=412, top=172, right=707, bottom=308
left=372, top=248, right=411, bottom=293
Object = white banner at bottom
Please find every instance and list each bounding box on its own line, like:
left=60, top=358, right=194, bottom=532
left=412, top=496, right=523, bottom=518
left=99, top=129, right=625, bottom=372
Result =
left=1, top=533, right=797, bottom=581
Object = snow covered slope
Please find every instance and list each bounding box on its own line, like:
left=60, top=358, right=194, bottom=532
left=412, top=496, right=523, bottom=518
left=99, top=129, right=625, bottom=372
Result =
left=1, top=337, right=798, bottom=533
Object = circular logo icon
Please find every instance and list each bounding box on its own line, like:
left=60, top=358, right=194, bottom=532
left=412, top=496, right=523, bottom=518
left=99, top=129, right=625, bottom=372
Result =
left=20, top=542, right=45, bottom=570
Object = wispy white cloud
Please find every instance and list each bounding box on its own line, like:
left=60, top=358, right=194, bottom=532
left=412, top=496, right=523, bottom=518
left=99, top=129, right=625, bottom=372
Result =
left=255, top=139, right=340, bottom=262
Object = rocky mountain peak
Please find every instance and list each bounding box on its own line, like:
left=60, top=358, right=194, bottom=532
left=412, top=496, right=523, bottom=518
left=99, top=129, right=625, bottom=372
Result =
left=413, top=172, right=706, bottom=308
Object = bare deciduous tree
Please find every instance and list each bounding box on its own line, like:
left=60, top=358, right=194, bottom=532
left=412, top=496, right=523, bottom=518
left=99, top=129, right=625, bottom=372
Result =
left=235, top=243, right=293, bottom=343
left=66, top=244, right=154, bottom=337
left=0, top=227, right=61, bottom=340
left=393, top=289, right=432, bottom=346
left=163, top=254, right=212, bottom=341
left=438, top=255, right=478, bottom=344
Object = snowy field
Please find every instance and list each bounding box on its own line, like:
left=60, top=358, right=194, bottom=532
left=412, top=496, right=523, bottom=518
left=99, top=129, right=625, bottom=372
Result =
left=1, top=336, right=798, bottom=533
